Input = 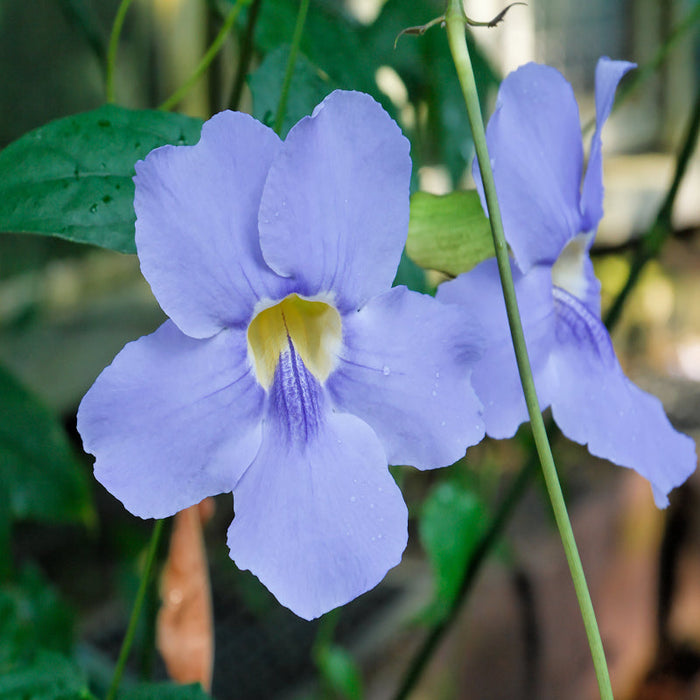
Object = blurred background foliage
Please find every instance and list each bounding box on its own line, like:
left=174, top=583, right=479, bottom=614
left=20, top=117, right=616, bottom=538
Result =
left=0, top=0, right=699, bottom=698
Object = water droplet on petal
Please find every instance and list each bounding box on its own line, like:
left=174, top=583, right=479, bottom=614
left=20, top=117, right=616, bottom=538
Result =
left=382, top=365, right=390, bottom=376
left=350, top=495, right=356, bottom=503
left=431, top=390, right=437, bottom=397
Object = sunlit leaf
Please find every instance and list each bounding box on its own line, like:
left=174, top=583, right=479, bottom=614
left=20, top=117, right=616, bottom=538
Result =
left=406, top=190, right=495, bottom=276
left=419, top=481, right=487, bottom=622
left=0, top=364, right=93, bottom=528
left=249, top=45, right=335, bottom=137
left=316, top=645, right=363, bottom=700
left=0, top=105, right=203, bottom=254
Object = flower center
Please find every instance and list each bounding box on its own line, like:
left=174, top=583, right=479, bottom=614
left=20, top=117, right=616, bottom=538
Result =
left=247, top=294, right=342, bottom=389
left=551, top=232, right=593, bottom=300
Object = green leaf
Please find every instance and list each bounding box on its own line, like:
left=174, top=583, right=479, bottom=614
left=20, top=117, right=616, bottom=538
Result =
left=0, top=651, right=95, bottom=700
left=254, top=0, right=376, bottom=96
left=419, top=481, right=487, bottom=622
left=119, top=682, right=212, bottom=700
left=249, top=45, right=336, bottom=137
left=0, top=364, right=93, bottom=528
left=0, top=566, right=75, bottom=664
left=316, top=645, right=363, bottom=700
left=0, top=105, right=203, bottom=254
left=406, top=190, right=495, bottom=276
left=363, top=0, right=500, bottom=183
left=393, top=249, right=428, bottom=294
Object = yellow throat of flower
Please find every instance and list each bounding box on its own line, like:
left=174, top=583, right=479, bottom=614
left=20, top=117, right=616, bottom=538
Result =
left=247, top=294, right=342, bottom=389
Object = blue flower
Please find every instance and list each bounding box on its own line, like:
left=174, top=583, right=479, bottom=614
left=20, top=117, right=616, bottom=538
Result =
left=437, top=58, right=696, bottom=507
left=77, top=91, right=485, bottom=619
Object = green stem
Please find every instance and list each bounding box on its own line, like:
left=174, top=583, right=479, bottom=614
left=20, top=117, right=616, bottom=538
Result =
left=395, top=10, right=696, bottom=696
left=393, top=455, right=538, bottom=700
left=444, top=3, right=612, bottom=698
left=159, top=0, right=249, bottom=112
left=105, top=0, right=137, bottom=103
left=273, top=0, right=310, bottom=135
left=604, top=86, right=700, bottom=329
left=105, top=519, right=165, bottom=700
left=229, top=0, right=264, bottom=110
left=394, top=67, right=700, bottom=700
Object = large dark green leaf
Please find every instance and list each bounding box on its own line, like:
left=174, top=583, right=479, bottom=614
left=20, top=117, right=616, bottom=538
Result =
left=249, top=45, right=336, bottom=137
left=419, top=480, right=487, bottom=622
left=0, top=364, right=93, bottom=528
left=407, top=190, right=495, bottom=275
left=0, top=105, right=203, bottom=254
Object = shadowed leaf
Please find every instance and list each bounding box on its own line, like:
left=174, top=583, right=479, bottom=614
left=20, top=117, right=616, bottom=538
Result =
left=316, top=645, right=363, bottom=700
left=0, top=364, right=93, bottom=531
left=419, top=481, right=487, bottom=622
left=119, top=682, right=212, bottom=700
left=0, top=651, right=95, bottom=699
left=249, top=45, right=336, bottom=137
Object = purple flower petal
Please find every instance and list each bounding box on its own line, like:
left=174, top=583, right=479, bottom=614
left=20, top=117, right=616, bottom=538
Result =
left=228, top=365, right=407, bottom=619
left=77, top=321, right=264, bottom=518
left=580, top=57, right=636, bottom=230
left=473, top=63, right=584, bottom=270
left=134, top=111, right=290, bottom=339
left=544, top=288, right=696, bottom=506
left=258, top=91, right=411, bottom=312
left=327, top=286, right=484, bottom=468
left=437, top=259, right=555, bottom=438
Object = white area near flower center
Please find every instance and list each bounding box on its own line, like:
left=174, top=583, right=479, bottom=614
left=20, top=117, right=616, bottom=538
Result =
left=551, top=231, right=594, bottom=299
